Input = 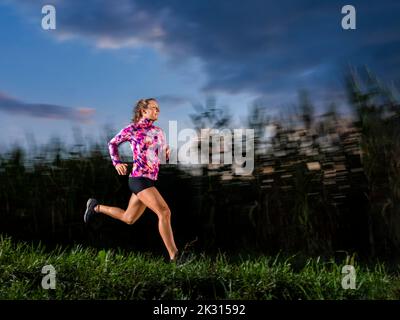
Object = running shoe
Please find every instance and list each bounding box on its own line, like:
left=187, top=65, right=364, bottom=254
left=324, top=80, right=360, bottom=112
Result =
left=84, top=198, right=98, bottom=224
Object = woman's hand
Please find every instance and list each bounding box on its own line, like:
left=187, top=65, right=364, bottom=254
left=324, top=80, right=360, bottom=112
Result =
left=115, top=163, right=128, bottom=175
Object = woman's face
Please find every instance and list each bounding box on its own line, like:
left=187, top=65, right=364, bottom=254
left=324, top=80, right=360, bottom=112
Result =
left=142, top=100, right=160, bottom=121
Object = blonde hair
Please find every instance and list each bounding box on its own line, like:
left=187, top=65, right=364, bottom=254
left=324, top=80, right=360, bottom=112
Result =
left=132, top=98, right=157, bottom=123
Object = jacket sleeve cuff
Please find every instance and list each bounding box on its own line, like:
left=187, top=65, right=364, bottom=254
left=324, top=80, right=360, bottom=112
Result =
left=112, top=160, right=122, bottom=166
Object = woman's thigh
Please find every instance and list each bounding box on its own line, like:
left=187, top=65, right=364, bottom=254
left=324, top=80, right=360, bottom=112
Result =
left=136, top=187, right=169, bottom=216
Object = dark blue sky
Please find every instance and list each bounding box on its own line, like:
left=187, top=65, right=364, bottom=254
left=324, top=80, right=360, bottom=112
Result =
left=0, top=0, right=399, bottom=150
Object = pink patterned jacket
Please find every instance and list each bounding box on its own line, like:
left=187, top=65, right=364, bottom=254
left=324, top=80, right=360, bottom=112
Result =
left=108, top=118, right=169, bottom=180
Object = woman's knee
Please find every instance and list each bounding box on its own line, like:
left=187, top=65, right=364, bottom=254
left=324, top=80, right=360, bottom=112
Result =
left=121, top=208, right=136, bottom=224
left=123, top=209, right=144, bottom=225
left=124, top=216, right=136, bottom=225
left=157, top=206, right=171, bottom=219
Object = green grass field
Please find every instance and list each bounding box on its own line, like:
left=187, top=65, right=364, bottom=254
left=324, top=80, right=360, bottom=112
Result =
left=1, top=236, right=399, bottom=300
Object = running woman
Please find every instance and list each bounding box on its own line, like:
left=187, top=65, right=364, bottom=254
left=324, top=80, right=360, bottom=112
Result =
left=84, top=98, right=180, bottom=262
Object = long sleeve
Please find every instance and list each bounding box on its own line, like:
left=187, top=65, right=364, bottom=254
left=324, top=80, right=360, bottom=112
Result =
left=108, top=125, right=132, bottom=166
left=159, top=129, right=170, bottom=162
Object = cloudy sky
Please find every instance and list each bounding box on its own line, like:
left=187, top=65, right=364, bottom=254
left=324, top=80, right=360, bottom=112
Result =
left=0, top=0, right=399, bottom=151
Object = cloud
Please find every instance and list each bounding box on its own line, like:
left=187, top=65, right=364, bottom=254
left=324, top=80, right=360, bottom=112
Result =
left=8, top=0, right=400, bottom=99
left=0, top=91, right=95, bottom=123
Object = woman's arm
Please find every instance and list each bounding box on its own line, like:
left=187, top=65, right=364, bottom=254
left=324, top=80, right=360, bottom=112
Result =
left=108, top=125, right=132, bottom=167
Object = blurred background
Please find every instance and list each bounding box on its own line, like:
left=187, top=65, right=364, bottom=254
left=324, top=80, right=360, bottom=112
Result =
left=0, top=0, right=399, bottom=260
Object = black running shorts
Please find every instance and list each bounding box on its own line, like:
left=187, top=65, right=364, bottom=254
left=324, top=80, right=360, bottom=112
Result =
left=128, top=177, right=156, bottom=195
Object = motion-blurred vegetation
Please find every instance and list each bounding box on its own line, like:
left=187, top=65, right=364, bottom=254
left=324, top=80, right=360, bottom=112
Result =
left=0, top=67, right=399, bottom=260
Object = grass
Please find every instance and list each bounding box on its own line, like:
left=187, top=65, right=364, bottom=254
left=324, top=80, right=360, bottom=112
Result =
left=0, top=236, right=399, bottom=300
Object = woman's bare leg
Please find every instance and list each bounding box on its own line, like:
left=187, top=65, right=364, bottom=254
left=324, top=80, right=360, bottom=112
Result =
left=136, top=187, right=178, bottom=260
left=95, top=193, right=147, bottom=225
